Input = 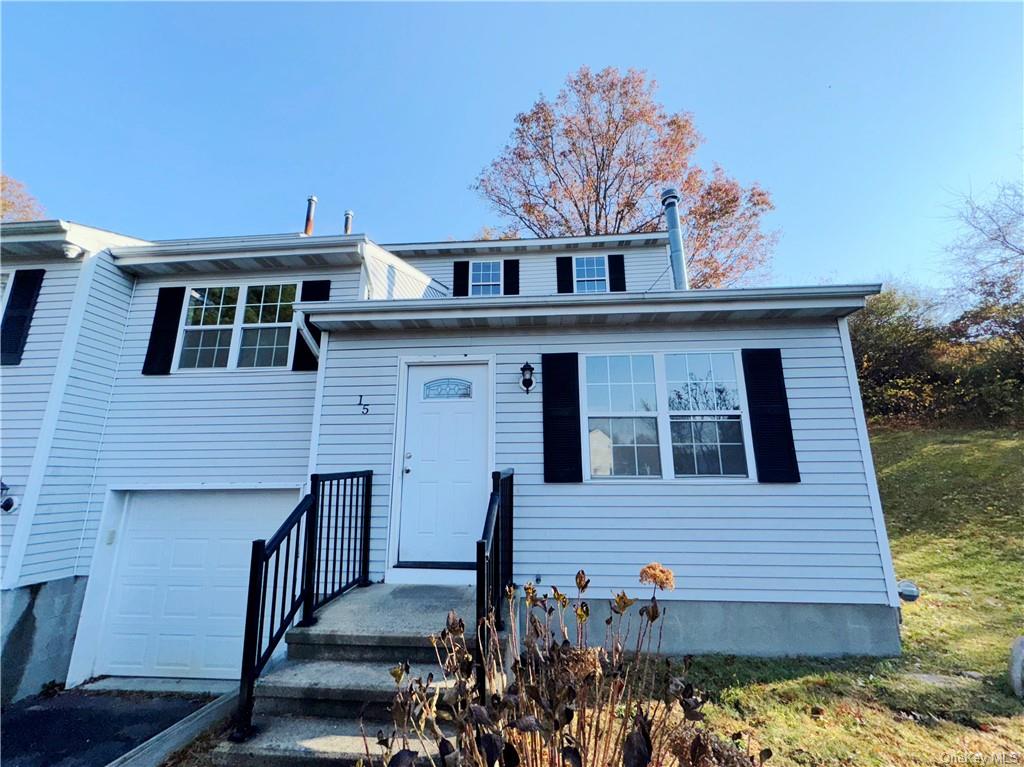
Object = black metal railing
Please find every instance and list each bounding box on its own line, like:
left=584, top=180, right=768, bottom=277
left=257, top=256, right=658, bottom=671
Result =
left=475, top=468, right=514, bottom=695
left=231, top=470, right=373, bottom=740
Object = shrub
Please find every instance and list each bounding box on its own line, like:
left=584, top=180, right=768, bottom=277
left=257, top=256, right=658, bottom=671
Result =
left=361, top=566, right=771, bottom=767
left=849, top=287, right=1024, bottom=427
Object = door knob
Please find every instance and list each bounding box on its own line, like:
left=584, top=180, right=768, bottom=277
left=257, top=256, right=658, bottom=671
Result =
left=404, top=467, right=411, bottom=474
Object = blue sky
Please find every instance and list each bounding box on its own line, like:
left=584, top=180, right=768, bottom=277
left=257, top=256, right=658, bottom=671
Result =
left=3, top=2, right=1020, bottom=288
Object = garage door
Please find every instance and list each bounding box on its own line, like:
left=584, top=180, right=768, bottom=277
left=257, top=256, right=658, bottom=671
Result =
left=96, top=489, right=299, bottom=679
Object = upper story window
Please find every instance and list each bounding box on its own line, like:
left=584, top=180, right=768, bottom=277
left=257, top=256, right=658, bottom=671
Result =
left=581, top=351, right=753, bottom=480
left=470, top=261, right=502, bottom=296
left=179, top=287, right=238, bottom=369
left=177, top=283, right=296, bottom=370
left=239, top=284, right=296, bottom=367
left=574, top=255, right=608, bottom=293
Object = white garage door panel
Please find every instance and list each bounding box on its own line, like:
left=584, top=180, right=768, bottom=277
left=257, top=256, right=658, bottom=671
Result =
left=97, top=489, right=298, bottom=679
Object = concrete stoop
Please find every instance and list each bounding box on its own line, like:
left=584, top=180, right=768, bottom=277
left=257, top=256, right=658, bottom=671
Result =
left=212, top=583, right=475, bottom=767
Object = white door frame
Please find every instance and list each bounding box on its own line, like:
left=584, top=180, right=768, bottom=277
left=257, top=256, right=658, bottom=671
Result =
left=385, top=354, right=495, bottom=585
left=66, top=482, right=303, bottom=686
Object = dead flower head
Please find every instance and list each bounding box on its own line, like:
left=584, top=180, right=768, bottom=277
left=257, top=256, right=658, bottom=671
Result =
left=639, top=562, right=675, bottom=591
left=611, top=590, right=637, bottom=615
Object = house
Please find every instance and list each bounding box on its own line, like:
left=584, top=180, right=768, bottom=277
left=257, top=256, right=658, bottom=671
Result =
left=0, top=194, right=901, bottom=708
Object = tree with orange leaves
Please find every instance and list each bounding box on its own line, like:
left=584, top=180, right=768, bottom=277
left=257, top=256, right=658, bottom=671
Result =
left=1, top=175, right=44, bottom=222
left=474, top=67, right=776, bottom=288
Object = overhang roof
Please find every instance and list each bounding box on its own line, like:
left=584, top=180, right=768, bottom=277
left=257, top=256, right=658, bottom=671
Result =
left=300, top=284, right=881, bottom=332
left=382, top=232, right=669, bottom=257
left=109, top=233, right=367, bottom=276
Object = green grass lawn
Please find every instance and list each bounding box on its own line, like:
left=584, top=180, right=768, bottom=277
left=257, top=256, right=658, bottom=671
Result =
left=683, top=427, right=1024, bottom=766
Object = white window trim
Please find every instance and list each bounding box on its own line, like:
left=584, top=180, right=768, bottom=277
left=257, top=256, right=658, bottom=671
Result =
left=579, top=350, right=758, bottom=483
left=469, top=259, right=503, bottom=297
left=572, top=254, right=610, bottom=294
left=172, top=281, right=299, bottom=372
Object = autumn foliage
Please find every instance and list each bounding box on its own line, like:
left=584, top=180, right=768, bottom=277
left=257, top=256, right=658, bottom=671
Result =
left=1, top=174, right=44, bottom=222
left=474, top=67, right=776, bottom=288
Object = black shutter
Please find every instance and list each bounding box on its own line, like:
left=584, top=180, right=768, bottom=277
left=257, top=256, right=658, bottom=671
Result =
left=142, top=286, right=187, bottom=375
left=453, top=261, right=469, bottom=297
left=608, top=254, right=626, bottom=292
left=556, top=257, right=574, bottom=294
left=503, top=259, right=520, bottom=295
left=741, top=348, right=800, bottom=483
left=542, top=352, right=583, bottom=483
left=293, top=279, right=331, bottom=372
left=1, top=269, right=45, bottom=366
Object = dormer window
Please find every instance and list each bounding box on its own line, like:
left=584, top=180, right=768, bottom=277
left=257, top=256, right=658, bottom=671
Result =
left=574, top=255, right=608, bottom=293
left=470, top=261, right=502, bottom=296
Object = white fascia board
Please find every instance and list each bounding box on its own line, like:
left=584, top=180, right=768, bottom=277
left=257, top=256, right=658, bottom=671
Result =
left=111, top=233, right=368, bottom=259
left=111, top=237, right=367, bottom=274
left=383, top=231, right=670, bottom=255
left=299, top=284, right=881, bottom=329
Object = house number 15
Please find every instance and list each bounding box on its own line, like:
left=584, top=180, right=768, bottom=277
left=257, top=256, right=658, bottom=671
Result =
left=357, top=395, right=369, bottom=415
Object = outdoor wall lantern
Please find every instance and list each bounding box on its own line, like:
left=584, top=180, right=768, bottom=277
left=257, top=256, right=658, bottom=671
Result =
left=520, top=362, right=535, bottom=394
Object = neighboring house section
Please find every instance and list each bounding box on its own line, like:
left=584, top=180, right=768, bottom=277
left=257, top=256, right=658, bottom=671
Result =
left=1, top=221, right=149, bottom=703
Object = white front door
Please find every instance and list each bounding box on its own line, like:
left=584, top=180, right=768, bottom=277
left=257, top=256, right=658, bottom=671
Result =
left=397, top=362, right=490, bottom=567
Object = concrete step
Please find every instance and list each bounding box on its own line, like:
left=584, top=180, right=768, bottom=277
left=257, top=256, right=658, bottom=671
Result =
left=212, top=714, right=445, bottom=767
left=285, top=582, right=477, bottom=664
left=255, top=659, right=450, bottom=719
left=286, top=627, right=445, bottom=664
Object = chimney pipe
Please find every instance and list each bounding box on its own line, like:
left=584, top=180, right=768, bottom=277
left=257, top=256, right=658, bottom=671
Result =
left=303, top=195, right=317, bottom=236
left=343, top=210, right=354, bottom=235
left=661, top=188, right=689, bottom=290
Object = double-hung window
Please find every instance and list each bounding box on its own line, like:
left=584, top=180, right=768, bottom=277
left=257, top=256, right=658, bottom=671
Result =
left=585, top=354, right=661, bottom=477
left=582, top=351, right=752, bottom=480
left=665, top=352, right=748, bottom=477
left=179, top=287, right=238, bottom=369
left=238, top=284, right=296, bottom=367
left=177, top=283, right=297, bottom=370
left=574, top=256, right=607, bottom=293
left=470, top=261, right=501, bottom=296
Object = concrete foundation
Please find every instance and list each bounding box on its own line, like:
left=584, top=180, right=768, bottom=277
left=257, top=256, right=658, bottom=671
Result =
left=1, top=576, right=88, bottom=704
left=523, top=598, right=902, bottom=657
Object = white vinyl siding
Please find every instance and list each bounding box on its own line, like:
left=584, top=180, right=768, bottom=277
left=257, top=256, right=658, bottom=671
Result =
left=316, top=319, right=891, bottom=606
left=12, top=266, right=360, bottom=585
left=400, top=247, right=672, bottom=297
left=21, top=254, right=135, bottom=583
left=0, top=259, right=82, bottom=575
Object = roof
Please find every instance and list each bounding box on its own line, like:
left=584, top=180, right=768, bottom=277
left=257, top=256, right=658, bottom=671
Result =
left=299, top=284, right=882, bottom=332
left=105, top=230, right=670, bottom=275
left=1, top=220, right=150, bottom=260
left=109, top=233, right=368, bottom=275
left=382, top=232, right=669, bottom=257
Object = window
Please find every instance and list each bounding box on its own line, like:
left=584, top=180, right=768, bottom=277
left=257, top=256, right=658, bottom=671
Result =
left=581, top=351, right=752, bottom=480
left=179, top=287, right=238, bottom=369
left=585, top=354, right=661, bottom=477
left=574, top=256, right=607, bottom=293
left=470, top=261, right=501, bottom=296
left=177, top=283, right=296, bottom=370
left=424, top=377, right=472, bottom=399
left=238, top=284, right=296, bottom=368
left=666, top=353, right=747, bottom=477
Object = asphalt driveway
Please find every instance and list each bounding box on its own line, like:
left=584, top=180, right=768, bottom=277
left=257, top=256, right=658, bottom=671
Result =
left=1, top=688, right=210, bottom=767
